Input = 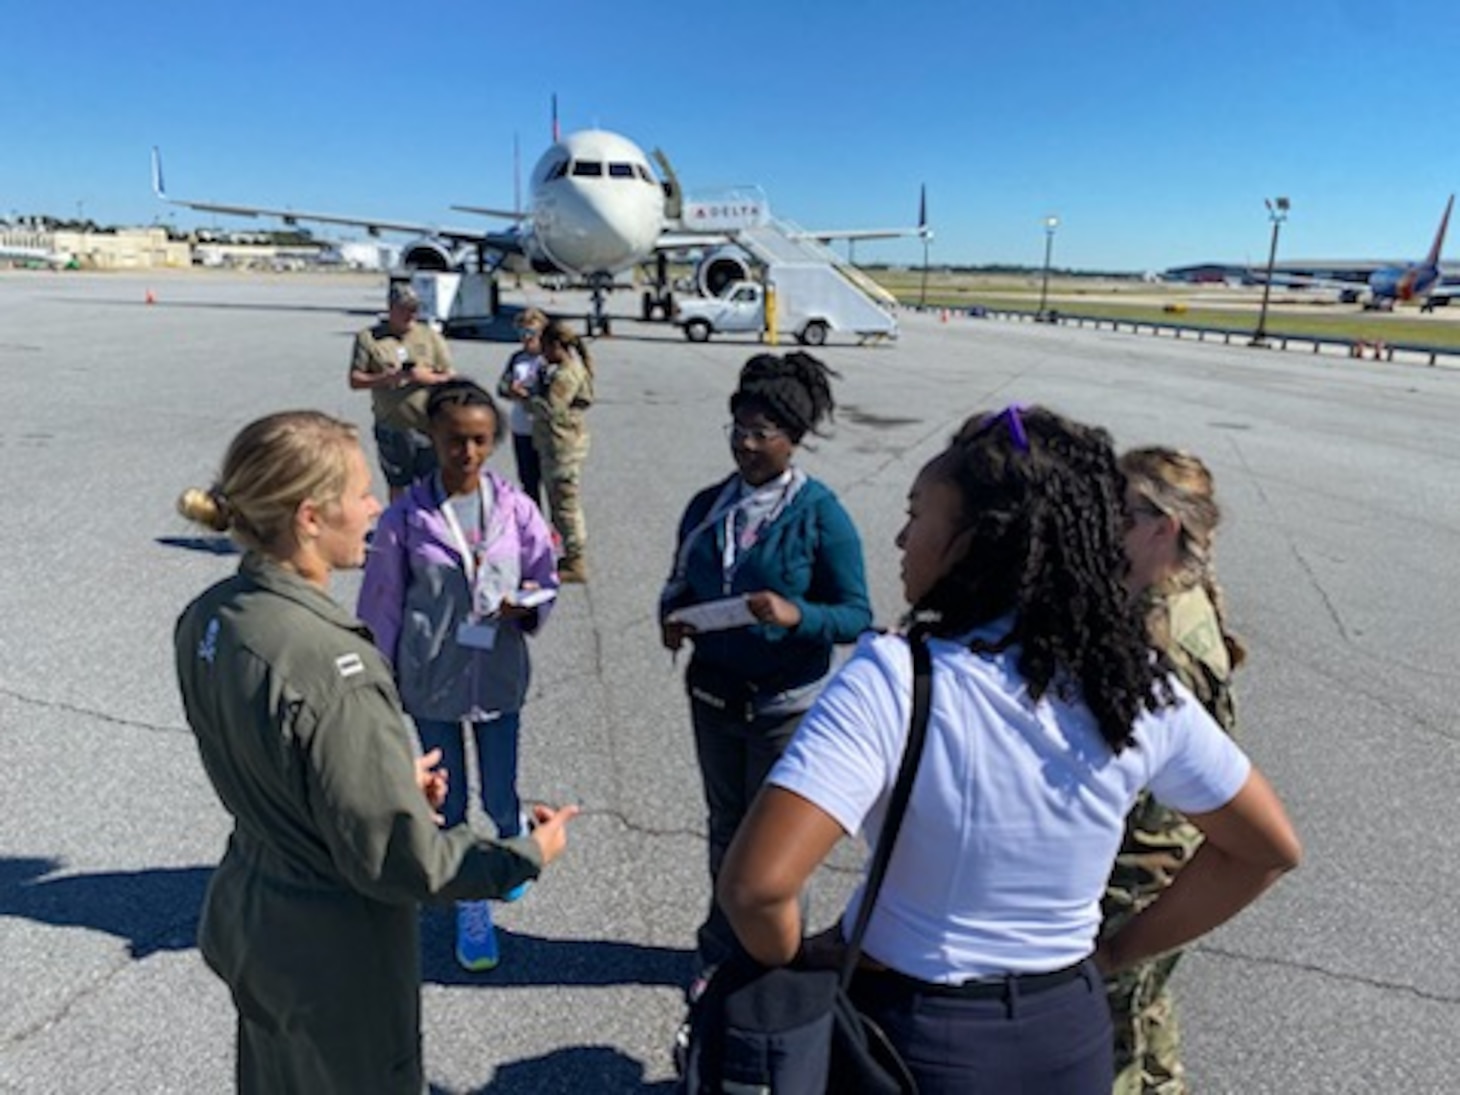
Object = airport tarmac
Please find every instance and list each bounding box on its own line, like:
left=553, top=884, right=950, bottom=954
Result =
left=2, top=271, right=1458, bottom=1093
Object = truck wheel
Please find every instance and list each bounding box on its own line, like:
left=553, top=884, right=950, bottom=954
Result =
left=799, top=320, right=828, bottom=347
left=685, top=319, right=712, bottom=342
left=642, top=291, right=654, bottom=321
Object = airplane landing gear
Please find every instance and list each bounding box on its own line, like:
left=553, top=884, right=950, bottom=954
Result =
left=639, top=252, right=674, bottom=322
left=641, top=289, right=675, bottom=321
left=586, top=276, right=613, bottom=337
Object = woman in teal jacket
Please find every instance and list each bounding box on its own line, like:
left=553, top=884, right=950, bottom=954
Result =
left=660, top=352, right=871, bottom=979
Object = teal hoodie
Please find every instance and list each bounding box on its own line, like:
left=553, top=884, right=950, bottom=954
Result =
left=660, top=473, right=871, bottom=699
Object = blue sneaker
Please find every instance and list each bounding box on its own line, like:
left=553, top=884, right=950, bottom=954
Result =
left=502, top=879, right=532, bottom=903
left=455, top=900, right=499, bottom=971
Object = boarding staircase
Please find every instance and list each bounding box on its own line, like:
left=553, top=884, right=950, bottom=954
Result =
left=734, top=217, right=901, bottom=341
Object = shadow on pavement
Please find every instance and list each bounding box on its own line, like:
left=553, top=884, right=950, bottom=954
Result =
left=0, top=856, right=209, bottom=957
left=155, top=535, right=242, bottom=555
left=2, top=856, right=692, bottom=997
left=421, top=906, right=691, bottom=990
left=472, top=1045, right=677, bottom=1094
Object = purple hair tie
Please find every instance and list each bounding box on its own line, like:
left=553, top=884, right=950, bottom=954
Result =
left=998, top=404, right=1029, bottom=451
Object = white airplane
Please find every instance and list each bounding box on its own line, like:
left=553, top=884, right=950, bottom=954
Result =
left=0, top=242, right=74, bottom=268
left=152, top=126, right=925, bottom=334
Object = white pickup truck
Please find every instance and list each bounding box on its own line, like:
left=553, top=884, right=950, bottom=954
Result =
left=674, top=281, right=832, bottom=345
left=672, top=266, right=898, bottom=346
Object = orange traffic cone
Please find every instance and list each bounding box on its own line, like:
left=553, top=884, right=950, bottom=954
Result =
left=145, top=288, right=156, bottom=305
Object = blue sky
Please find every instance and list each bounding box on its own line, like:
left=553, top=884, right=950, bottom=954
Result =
left=3, top=0, right=1456, bottom=271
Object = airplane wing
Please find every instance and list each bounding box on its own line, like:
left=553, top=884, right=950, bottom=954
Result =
left=151, top=148, right=522, bottom=252
left=655, top=231, right=734, bottom=251
left=450, top=205, right=529, bottom=222
left=795, top=226, right=929, bottom=243
left=1251, top=261, right=1385, bottom=288
left=653, top=224, right=926, bottom=253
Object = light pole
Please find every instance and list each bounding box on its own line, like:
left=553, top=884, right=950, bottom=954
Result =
left=1037, top=215, right=1059, bottom=320
left=1250, top=196, right=1290, bottom=346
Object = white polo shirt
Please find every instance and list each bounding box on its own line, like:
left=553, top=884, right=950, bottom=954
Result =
left=768, top=629, right=1250, bottom=983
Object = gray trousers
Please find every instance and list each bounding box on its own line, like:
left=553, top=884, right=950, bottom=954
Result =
left=690, top=697, right=805, bottom=968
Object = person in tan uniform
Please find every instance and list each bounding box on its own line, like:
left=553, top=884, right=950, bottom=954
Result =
left=531, top=319, right=594, bottom=582
left=1103, top=445, right=1246, bottom=1095
left=349, top=283, right=455, bottom=500
left=174, top=410, right=578, bottom=1094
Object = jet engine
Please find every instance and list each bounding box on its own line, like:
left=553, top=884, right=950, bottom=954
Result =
left=696, top=246, right=753, bottom=298
left=399, top=237, right=475, bottom=272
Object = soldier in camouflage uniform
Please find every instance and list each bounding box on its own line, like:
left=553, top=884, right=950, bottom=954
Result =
left=531, top=319, right=594, bottom=582
left=1103, top=446, right=1247, bottom=1095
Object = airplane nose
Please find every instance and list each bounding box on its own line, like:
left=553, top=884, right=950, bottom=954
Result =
left=538, top=180, right=657, bottom=276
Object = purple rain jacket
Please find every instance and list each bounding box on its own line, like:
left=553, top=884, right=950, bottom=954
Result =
left=358, top=470, right=559, bottom=722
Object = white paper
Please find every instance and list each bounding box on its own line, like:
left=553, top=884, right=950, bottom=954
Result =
left=667, top=596, right=757, bottom=633
left=510, top=587, right=557, bottom=609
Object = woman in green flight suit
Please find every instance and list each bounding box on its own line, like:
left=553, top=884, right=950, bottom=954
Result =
left=174, top=410, right=578, bottom=1094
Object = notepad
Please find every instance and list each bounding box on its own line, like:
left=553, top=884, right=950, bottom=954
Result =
left=667, top=596, right=757, bottom=633
left=510, top=587, right=558, bottom=609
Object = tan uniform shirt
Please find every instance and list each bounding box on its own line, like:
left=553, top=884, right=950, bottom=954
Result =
left=352, top=320, right=453, bottom=432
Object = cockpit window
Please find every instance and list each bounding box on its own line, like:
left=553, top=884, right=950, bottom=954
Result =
left=545, top=158, right=569, bottom=181
left=571, top=161, right=604, bottom=177
left=634, top=164, right=655, bottom=184
left=608, top=163, right=634, bottom=178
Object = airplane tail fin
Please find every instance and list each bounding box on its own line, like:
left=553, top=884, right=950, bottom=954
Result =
left=151, top=147, right=167, bottom=200
left=918, top=184, right=929, bottom=237
left=551, top=93, right=560, bottom=143
left=1425, top=194, right=1454, bottom=267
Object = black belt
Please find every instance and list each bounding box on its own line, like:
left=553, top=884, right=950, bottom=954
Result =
left=865, top=959, right=1089, bottom=1000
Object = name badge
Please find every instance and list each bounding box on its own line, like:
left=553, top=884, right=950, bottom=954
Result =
left=456, top=619, right=499, bottom=650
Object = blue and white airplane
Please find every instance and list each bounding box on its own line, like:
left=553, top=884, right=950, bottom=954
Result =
left=1249, top=196, right=1459, bottom=311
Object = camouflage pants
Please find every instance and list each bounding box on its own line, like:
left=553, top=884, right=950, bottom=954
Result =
left=1103, top=796, right=1200, bottom=1095
left=541, top=452, right=587, bottom=562
left=534, top=420, right=588, bottom=563
left=1107, top=949, right=1187, bottom=1095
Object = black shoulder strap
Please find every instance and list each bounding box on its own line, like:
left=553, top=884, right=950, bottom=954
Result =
left=838, top=634, right=933, bottom=988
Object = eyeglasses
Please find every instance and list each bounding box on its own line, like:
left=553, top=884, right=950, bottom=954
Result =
left=726, top=422, right=787, bottom=445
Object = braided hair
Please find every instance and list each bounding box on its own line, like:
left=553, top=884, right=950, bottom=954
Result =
left=426, top=377, right=506, bottom=443
left=729, top=351, right=839, bottom=443
left=913, top=405, right=1170, bottom=752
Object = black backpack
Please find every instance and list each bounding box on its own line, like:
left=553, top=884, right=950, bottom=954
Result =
left=677, top=636, right=932, bottom=1095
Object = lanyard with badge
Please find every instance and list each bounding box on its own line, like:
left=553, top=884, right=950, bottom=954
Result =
left=720, top=471, right=795, bottom=595
left=439, top=480, right=501, bottom=650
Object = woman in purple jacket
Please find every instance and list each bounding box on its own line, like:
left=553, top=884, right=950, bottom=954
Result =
left=359, top=379, right=560, bottom=972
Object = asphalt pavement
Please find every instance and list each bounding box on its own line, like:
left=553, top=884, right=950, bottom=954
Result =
left=1, top=271, right=1456, bottom=1093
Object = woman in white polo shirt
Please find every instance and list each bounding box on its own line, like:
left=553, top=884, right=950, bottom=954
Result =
left=718, top=405, right=1300, bottom=1095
